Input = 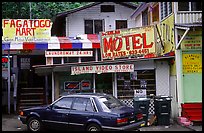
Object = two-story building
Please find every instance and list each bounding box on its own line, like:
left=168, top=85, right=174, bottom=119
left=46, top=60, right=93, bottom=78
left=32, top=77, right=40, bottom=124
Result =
left=173, top=2, right=202, bottom=122
left=32, top=2, right=139, bottom=107
left=131, top=2, right=202, bottom=122
left=34, top=2, right=175, bottom=117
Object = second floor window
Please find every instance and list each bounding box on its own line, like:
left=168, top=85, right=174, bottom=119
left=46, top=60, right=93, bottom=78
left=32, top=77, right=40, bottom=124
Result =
left=142, top=9, right=149, bottom=26
left=160, top=2, right=172, bottom=20
left=178, top=2, right=202, bottom=11
left=85, top=20, right=103, bottom=34
left=101, top=5, right=115, bottom=12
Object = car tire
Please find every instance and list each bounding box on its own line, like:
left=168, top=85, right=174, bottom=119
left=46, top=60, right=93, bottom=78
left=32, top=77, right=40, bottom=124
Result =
left=27, top=117, right=43, bottom=131
left=86, top=123, right=101, bottom=131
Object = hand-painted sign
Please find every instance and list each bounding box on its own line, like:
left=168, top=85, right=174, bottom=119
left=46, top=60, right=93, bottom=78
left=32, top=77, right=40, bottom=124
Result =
left=156, top=14, right=175, bottom=55
left=20, top=58, right=30, bottom=70
left=182, top=53, right=202, bottom=73
left=2, top=19, right=52, bottom=42
left=181, top=29, right=202, bottom=50
left=71, top=64, right=134, bottom=75
left=45, top=51, right=93, bottom=57
left=134, top=89, right=147, bottom=97
left=64, top=81, right=80, bottom=90
left=100, top=26, right=156, bottom=59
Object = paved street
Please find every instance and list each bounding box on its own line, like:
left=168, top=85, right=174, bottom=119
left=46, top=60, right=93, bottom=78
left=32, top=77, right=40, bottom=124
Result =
left=2, top=114, right=201, bottom=131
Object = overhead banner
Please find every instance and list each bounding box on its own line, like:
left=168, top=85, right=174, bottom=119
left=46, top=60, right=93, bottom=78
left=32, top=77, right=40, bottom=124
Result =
left=2, top=19, right=52, bottom=42
left=45, top=50, right=93, bottom=57
left=100, top=26, right=156, bottom=59
left=71, top=64, right=134, bottom=75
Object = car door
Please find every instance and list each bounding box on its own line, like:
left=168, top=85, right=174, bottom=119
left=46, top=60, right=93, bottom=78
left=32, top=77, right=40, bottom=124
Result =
left=43, top=97, right=74, bottom=130
left=68, top=97, right=94, bottom=130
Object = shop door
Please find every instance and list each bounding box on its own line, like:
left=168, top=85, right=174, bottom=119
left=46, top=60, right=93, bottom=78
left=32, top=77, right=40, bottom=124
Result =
left=182, top=51, right=202, bottom=102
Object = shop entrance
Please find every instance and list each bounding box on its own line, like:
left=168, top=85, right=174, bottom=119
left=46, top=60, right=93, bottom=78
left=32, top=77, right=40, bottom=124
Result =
left=95, top=73, right=112, bottom=94
left=117, top=70, right=156, bottom=107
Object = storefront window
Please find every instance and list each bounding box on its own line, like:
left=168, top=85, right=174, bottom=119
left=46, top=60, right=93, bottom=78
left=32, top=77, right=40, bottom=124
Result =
left=59, top=73, right=93, bottom=96
left=96, top=73, right=112, bottom=94
left=117, top=70, right=156, bottom=100
left=53, top=57, right=61, bottom=64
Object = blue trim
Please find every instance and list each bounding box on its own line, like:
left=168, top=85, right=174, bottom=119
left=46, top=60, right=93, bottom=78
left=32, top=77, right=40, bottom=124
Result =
left=71, top=39, right=82, bottom=49
left=35, top=42, right=48, bottom=49
left=2, top=42, right=10, bottom=50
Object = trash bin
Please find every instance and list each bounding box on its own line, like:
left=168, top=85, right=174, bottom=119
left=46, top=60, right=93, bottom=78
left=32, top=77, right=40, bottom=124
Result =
left=154, top=95, right=172, bottom=126
left=133, top=97, right=150, bottom=126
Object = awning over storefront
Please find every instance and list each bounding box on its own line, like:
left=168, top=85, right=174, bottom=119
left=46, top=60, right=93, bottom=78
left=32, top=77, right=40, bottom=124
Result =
left=2, top=34, right=100, bottom=50
left=33, top=55, right=175, bottom=75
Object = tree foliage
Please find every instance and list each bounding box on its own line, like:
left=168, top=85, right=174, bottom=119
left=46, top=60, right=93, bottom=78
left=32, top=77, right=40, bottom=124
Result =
left=2, top=2, right=139, bottom=21
left=2, top=2, right=90, bottom=21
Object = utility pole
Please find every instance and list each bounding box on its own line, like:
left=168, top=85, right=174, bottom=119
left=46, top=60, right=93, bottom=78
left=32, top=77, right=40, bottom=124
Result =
left=29, top=2, right=32, bottom=19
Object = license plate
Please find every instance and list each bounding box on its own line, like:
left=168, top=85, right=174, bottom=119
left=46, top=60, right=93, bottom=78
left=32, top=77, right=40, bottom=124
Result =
left=140, top=123, right=145, bottom=127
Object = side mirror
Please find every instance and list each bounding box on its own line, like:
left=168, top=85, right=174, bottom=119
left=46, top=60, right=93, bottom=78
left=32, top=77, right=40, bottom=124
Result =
left=46, top=105, right=52, bottom=110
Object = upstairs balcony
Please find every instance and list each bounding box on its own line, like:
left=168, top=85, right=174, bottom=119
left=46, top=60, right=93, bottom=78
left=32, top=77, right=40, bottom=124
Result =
left=176, top=11, right=202, bottom=24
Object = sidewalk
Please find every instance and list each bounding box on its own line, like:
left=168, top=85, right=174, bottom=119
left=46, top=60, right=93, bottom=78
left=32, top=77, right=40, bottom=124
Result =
left=140, top=119, right=202, bottom=131
left=2, top=114, right=202, bottom=131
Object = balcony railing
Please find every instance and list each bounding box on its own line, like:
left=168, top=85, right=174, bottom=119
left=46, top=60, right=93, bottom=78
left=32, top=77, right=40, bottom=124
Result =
left=176, top=11, right=202, bottom=24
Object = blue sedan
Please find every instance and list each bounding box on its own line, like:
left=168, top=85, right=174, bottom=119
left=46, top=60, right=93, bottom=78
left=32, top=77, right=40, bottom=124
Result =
left=18, top=93, right=145, bottom=131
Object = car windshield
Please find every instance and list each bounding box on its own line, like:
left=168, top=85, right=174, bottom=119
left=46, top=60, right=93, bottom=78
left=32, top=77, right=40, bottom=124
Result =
left=98, top=95, right=124, bottom=112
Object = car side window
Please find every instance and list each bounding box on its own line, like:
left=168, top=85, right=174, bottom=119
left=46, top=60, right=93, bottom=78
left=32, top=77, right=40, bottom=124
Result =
left=85, top=99, right=94, bottom=112
left=53, top=97, right=73, bottom=109
left=72, top=98, right=88, bottom=111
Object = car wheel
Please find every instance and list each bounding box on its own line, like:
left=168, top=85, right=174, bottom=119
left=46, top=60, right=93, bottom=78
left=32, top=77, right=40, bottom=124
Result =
left=27, top=117, right=43, bottom=131
left=86, top=123, right=101, bottom=131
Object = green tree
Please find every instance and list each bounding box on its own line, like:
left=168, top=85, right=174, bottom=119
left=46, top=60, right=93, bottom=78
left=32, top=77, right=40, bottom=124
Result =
left=2, top=2, right=90, bottom=21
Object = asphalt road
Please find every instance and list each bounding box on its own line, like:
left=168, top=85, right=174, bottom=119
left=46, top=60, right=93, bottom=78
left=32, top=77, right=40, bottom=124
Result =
left=2, top=114, right=196, bottom=131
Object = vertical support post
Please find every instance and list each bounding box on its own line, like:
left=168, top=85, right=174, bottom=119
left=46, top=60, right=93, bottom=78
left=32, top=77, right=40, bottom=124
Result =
left=45, top=75, right=48, bottom=104
left=114, top=73, right=117, bottom=98
left=52, top=72, right=55, bottom=102
left=112, top=73, right=117, bottom=98
left=93, top=49, right=98, bottom=93
left=93, top=73, right=96, bottom=93
left=7, top=50, right=11, bottom=114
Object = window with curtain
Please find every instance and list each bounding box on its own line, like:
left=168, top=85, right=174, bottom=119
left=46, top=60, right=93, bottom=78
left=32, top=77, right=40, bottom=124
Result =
left=85, top=20, right=103, bottom=34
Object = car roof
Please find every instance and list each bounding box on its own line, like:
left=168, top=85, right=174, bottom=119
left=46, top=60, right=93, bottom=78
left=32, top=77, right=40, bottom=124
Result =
left=62, top=93, right=110, bottom=99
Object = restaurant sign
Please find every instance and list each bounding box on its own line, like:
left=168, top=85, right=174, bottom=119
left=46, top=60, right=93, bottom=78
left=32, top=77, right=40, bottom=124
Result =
left=100, top=26, right=156, bottom=59
left=182, top=53, right=202, bottom=73
left=181, top=30, right=202, bottom=50
left=71, top=64, right=134, bottom=75
left=45, top=51, right=93, bottom=57
left=2, top=19, right=52, bottom=42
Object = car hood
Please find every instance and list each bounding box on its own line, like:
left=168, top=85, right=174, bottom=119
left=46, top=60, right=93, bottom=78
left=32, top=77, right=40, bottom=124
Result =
left=23, top=105, right=49, bottom=111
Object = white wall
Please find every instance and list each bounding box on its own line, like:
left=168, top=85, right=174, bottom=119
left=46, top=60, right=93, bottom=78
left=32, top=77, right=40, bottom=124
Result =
left=155, top=60, right=170, bottom=96
left=134, top=60, right=155, bottom=70
left=134, top=14, right=142, bottom=27
left=66, top=2, right=136, bottom=37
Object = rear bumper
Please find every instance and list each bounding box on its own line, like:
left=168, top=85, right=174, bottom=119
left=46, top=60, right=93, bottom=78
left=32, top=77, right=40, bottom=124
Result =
left=18, top=115, right=27, bottom=124
left=102, top=120, right=145, bottom=131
